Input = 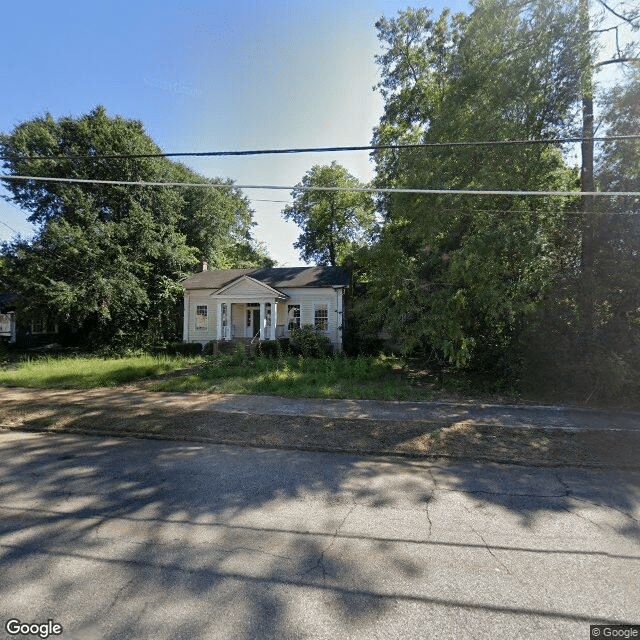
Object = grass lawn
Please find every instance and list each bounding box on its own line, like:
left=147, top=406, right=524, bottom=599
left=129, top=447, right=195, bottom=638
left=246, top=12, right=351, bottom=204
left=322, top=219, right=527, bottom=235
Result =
left=0, top=351, right=514, bottom=402
left=0, top=354, right=203, bottom=389
left=147, top=353, right=437, bottom=401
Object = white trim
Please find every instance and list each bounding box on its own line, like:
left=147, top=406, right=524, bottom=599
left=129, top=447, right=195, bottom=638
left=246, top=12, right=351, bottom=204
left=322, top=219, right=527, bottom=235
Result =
left=214, top=275, right=286, bottom=299
left=313, top=303, right=329, bottom=332
left=183, top=293, right=190, bottom=341
left=195, top=305, right=208, bottom=331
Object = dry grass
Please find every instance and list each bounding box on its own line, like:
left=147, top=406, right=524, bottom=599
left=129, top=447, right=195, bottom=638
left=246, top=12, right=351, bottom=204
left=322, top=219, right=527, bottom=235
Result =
left=1, top=397, right=636, bottom=468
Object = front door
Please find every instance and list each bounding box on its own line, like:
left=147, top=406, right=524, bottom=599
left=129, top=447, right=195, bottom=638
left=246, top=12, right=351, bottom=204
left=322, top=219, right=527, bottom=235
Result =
left=251, top=309, right=260, bottom=339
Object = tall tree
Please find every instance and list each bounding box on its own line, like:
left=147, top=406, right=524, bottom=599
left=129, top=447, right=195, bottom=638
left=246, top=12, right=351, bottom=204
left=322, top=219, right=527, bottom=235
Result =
left=591, top=69, right=640, bottom=357
left=598, top=68, right=640, bottom=200
left=282, top=162, right=375, bottom=267
left=0, top=106, right=271, bottom=348
left=360, top=1, right=584, bottom=370
left=577, top=0, right=639, bottom=339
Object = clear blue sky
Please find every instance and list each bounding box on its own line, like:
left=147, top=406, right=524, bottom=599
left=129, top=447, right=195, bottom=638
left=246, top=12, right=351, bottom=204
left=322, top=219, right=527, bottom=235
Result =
left=1, top=0, right=629, bottom=265
left=0, top=0, right=471, bottom=265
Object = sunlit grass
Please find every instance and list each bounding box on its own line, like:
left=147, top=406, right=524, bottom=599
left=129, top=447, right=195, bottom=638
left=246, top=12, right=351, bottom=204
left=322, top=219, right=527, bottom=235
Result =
left=0, top=354, right=203, bottom=389
left=148, top=353, right=433, bottom=400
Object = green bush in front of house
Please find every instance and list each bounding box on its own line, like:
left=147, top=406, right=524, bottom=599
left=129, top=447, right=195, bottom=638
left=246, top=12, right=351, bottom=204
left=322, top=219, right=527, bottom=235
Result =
left=217, top=340, right=236, bottom=355
left=201, top=341, right=218, bottom=356
left=166, top=342, right=202, bottom=356
left=257, top=340, right=282, bottom=358
left=290, top=324, right=333, bottom=358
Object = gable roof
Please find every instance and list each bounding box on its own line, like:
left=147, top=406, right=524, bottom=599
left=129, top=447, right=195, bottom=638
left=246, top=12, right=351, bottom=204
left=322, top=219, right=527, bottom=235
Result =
left=215, top=275, right=288, bottom=298
left=182, top=266, right=349, bottom=290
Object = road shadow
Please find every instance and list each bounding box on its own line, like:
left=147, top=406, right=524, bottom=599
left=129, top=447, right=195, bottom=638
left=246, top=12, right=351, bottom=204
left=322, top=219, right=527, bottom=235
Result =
left=0, top=431, right=638, bottom=638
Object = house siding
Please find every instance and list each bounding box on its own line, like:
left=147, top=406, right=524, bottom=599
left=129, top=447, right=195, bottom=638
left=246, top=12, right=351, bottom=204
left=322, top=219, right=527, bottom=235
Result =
left=184, top=285, right=344, bottom=349
left=276, top=288, right=342, bottom=347
left=183, top=291, right=218, bottom=344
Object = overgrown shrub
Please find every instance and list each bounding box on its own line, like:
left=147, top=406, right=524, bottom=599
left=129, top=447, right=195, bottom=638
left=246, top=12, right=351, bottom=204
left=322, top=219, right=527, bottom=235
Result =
left=202, top=341, right=218, bottom=356
left=165, top=341, right=202, bottom=356
left=231, top=341, right=248, bottom=364
left=518, top=291, right=640, bottom=407
left=257, top=340, right=282, bottom=358
left=277, top=337, right=291, bottom=354
left=0, top=341, right=10, bottom=362
left=290, top=324, right=333, bottom=358
left=217, top=340, right=236, bottom=355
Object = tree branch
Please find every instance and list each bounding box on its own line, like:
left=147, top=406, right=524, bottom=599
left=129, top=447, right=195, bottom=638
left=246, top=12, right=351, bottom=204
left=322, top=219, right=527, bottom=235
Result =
left=595, top=56, right=640, bottom=66
left=589, top=24, right=623, bottom=33
left=595, top=0, right=639, bottom=25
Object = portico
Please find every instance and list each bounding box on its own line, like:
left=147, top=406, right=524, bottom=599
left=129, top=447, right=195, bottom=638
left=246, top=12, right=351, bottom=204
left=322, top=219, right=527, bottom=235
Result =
left=213, top=276, right=288, bottom=342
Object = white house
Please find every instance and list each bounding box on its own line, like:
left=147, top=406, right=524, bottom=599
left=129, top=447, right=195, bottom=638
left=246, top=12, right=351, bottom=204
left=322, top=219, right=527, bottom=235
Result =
left=0, top=293, right=17, bottom=344
left=181, top=265, right=349, bottom=350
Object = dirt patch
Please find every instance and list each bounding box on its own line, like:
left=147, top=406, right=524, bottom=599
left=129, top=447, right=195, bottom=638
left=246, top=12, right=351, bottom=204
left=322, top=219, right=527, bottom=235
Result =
left=0, top=395, right=636, bottom=468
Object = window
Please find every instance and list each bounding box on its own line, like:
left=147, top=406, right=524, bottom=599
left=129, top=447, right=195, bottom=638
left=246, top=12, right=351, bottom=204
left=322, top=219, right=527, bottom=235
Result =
left=195, top=305, right=208, bottom=330
left=30, top=318, right=58, bottom=334
left=0, top=313, right=13, bottom=335
left=265, top=303, right=271, bottom=327
left=314, top=305, right=328, bottom=331
left=287, top=304, right=300, bottom=331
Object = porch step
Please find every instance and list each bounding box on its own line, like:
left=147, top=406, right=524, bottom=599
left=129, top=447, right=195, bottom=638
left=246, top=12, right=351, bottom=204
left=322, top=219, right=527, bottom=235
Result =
left=230, top=337, right=258, bottom=357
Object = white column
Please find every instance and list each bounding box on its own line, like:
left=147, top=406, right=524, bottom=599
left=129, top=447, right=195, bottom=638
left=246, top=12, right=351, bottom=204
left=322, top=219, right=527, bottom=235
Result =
left=183, top=293, right=190, bottom=342
left=9, top=312, right=16, bottom=344
left=336, top=288, right=343, bottom=350
left=216, top=301, right=223, bottom=340
left=271, top=300, right=277, bottom=340
left=259, top=301, right=265, bottom=340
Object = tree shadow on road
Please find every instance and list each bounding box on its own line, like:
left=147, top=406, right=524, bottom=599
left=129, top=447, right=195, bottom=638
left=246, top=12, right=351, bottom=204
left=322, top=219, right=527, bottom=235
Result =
left=0, top=431, right=638, bottom=638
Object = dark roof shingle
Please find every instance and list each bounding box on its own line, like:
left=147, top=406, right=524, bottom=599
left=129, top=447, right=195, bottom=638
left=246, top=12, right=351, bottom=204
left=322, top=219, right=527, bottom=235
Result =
left=181, top=266, right=349, bottom=290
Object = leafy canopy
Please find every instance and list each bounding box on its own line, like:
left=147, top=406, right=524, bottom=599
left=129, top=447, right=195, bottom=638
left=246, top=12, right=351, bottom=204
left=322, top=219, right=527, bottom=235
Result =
left=282, top=162, right=374, bottom=267
left=0, top=106, right=272, bottom=348
left=357, top=0, right=584, bottom=371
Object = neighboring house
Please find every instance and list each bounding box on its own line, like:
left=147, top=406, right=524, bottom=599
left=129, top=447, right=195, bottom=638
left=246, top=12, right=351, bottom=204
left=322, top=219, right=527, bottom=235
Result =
left=181, top=265, right=349, bottom=350
left=0, top=293, right=17, bottom=344
left=0, top=292, right=60, bottom=347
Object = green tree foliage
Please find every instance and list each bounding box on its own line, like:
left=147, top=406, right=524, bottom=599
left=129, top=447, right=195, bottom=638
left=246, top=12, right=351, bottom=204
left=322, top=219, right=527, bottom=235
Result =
left=588, top=69, right=640, bottom=381
left=599, top=70, right=640, bottom=202
left=282, top=162, right=375, bottom=266
left=0, top=106, right=272, bottom=348
left=358, top=1, right=584, bottom=372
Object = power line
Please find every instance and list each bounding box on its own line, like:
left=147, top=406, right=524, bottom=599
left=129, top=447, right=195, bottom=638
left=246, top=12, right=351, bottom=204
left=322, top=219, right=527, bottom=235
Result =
left=1, top=135, right=639, bottom=162
left=0, top=219, right=20, bottom=235
left=1, top=174, right=639, bottom=198
left=427, top=207, right=640, bottom=216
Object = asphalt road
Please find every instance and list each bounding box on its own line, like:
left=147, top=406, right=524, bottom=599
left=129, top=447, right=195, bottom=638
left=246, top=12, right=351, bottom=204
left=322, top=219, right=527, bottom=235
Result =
left=0, top=431, right=638, bottom=640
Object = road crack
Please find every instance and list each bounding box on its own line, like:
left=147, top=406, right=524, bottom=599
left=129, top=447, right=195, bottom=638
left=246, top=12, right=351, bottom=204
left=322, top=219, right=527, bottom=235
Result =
left=302, top=504, right=357, bottom=584
left=462, top=504, right=513, bottom=576
left=101, top=575, right=136, bottom=617
left=570, top=496, right=640, bottom=525
left=424, top=467, right=437, bottom=540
